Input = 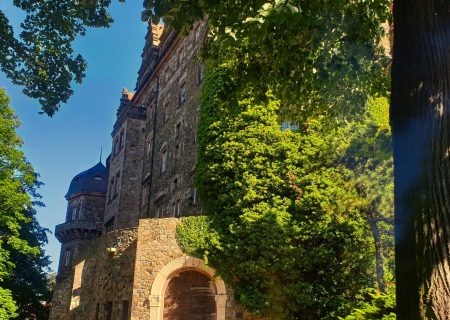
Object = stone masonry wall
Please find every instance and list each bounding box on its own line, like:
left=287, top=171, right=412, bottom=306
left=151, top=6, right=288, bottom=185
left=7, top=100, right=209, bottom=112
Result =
left=116, top=116, right=146, bottom=229
left=50, top=228, right=138, bottom=320
left=131, top=218, right=184, bottom=319
left=130, top=218, right=248, bottom=320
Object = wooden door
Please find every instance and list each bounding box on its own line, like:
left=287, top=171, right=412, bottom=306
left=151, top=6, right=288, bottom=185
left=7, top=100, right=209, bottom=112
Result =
left=163, top=270, right=216, bottom=320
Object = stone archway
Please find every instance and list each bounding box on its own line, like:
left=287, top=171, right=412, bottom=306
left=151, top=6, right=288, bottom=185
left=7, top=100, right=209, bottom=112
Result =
left=149, top=256, right=227, bottom=320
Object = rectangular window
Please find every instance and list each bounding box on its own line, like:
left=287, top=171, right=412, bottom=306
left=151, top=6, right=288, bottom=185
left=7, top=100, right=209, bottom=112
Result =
left=193, top=188, right=197, bottom=204
left=173, top=200, right=181, bottom=217
left=104, top=217, right=115, bottom=233
left=198, top=63, right=205, bottom=84
left=174, top=144, right=180, bottom=161
left=179, top=86, right=186, bottom=106
left=161, top=150, right=167, bottom=173
left=104, top=302, right=113, bottom=320
left=173, top=178, right=178, bottom=190
left=114, top=138, right=119, bottom=155
left=281, top=121, right=300, bottom=132
left=122, top=300, right=129, bottom=320
left=114, top=172, right=120, bottom=195
left=157, top=205, right=163, bottom=218
left=64, top=249, right=72, bottom=267
left=175, top=122, right=181, bottom=138
left=71, top=207, right=78, bottom=221
left=164, top=102, right=170, bottom=122
left=147, top=139, right=153, bottom=158
left=109, top=178, right=115, bottom=201
left=119, top=131, right=125, bottom=149
left=95, top=303, right=100, bottom=320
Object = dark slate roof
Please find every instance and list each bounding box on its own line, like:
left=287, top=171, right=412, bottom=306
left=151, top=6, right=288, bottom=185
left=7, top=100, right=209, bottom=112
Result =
left=65, top=162, right=108, bottom=198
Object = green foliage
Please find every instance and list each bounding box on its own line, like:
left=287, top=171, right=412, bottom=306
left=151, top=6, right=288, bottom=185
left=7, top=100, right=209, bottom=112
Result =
left=177, top=66, right=379, bottom=319
left=176, top=216, right=212, bottom=259
left=0, top=89, right=50, bottom=318
left=161, top=0, right=394, bottom=318
left=2, top=208, right=52, bottom=319
left=0, top=288, right=18, bottom=319
left=0, top=89, right=39, bottom=277
left=0, top=0, right=124, bottom=116
left=146, top=0, right=391, bottom=122
left=337, top=96, right=394, bottom=290
left=341, top=286, right=396, bottom=320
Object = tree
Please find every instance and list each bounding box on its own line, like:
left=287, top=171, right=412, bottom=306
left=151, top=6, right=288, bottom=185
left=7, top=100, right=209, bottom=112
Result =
left=0, top=88, right=48, bottom=319
left=2, top=208, right=52, bottom=319
left=391, top=0, right=450, bottom=318
left=0, top=0, right=123, bottom=116
left=339, top=96, right=394, bottom=292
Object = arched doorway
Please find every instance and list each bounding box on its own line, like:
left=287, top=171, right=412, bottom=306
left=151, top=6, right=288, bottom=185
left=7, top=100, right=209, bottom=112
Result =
left=148, top=256, right=227, bottom=320
left=163, top=270, right=216, bottom=320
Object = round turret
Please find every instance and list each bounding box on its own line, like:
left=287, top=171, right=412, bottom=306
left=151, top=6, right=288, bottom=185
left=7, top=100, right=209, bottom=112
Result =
left=65, top=162, right=108, bottom=199
left=56, top=162, right=108, bottom=277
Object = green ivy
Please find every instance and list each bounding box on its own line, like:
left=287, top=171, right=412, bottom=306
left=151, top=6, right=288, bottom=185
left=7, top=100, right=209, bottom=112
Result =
left=177, top=65, right=379, bottom=319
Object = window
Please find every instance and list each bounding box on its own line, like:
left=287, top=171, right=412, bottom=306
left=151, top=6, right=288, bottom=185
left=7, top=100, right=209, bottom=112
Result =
left=193, top=188, right=197, bottom=204
left=157, top=205, right=163, bottom=218
left=175, top=122, right=181, bottom=138
left=104, top=302, right=113, bottom=320
left=119, top=131, right=125, bottom=149
left=161, top=149, right=167, bottom=173
left=281, top=121, right=299, bottom=132
left=147, top=139, right=153, bottom=158
left=64, top=249, right=73, bottom=267
left=141, top=184, right=149, bottom=208
left=122, top=301, right=129, bottom=320
left=173, top=200, right=181, bottom=217
left=174, top=144, right=180, bottom=160
left=114, top=138, right=119, bottom=155
left=71, top=207, right=78, bottom=221
left=164, top=101, right=170, bottom=122
left=173, top=178, right=178, bottom=190
left=104, top=217, right=115, bottom=233
left=95, top=304, right=100, bottom=320
left=109, top=178, right=115, bottom=201
left=179, top=86, right=187, bottom=106
left=198, top=63, right=205, bottom=84
left=114, top=172, right=120, bottom=195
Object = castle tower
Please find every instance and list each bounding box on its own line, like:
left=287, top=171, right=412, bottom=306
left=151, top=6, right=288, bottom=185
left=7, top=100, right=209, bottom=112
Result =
left=102, top=89, right=146, bottom=231
left=54, top=162, right=108, bottom=277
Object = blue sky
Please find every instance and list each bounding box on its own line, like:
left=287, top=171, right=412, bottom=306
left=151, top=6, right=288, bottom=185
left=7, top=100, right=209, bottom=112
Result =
left=0, top=1, right=147, bottom=271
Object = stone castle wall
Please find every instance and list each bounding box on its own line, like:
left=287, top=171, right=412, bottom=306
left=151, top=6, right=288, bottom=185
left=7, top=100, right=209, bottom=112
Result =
left=50, top=228, right=138, bottom=320
left=51, top=218, right=253, bottom=320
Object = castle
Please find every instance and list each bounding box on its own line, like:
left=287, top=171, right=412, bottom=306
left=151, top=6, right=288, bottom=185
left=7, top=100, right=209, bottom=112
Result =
left=49, top=22, right=251, bottom=320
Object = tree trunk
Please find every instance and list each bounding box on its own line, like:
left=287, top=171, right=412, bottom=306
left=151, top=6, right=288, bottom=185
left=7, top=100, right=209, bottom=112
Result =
left=368, top=215, right=386, bottom=292
left=391, top=1, right=450, bottom=318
